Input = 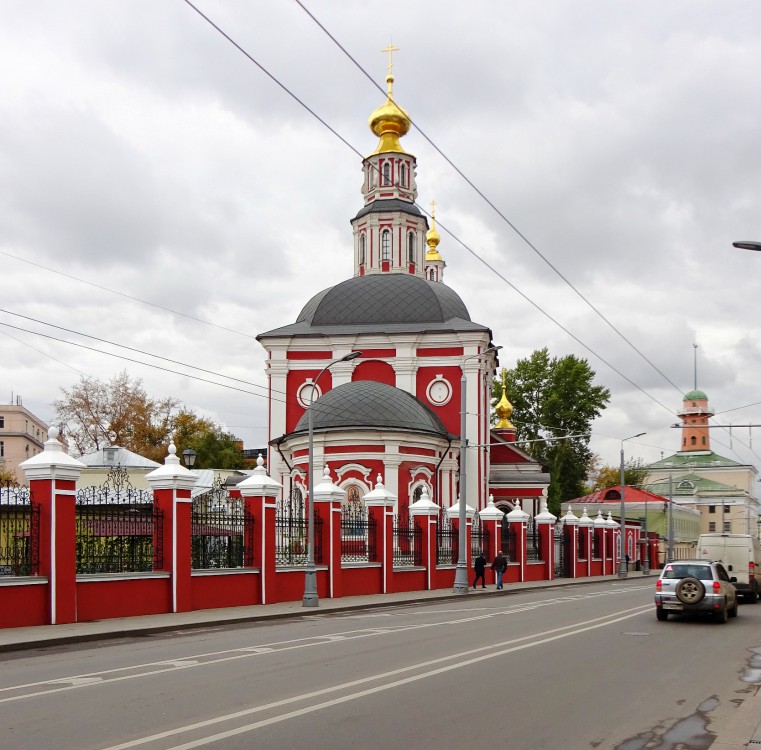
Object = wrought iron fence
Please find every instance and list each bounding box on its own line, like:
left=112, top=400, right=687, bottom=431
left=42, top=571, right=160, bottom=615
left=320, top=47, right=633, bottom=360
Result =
left=191, top=478, right=253, bottom=569
left=0, top=481, right=39, bottom=576
left=340, top=503, right=376, bottom=563
left=554, top=527, right=571, bottom=577
left=578, top=528, right=587, bottom=560
left=526, top=517, right=543, bottom=562
left=75, top=465, right=162, bottom=574
left=591, top=528, right=601, bottom=559
left=471, top=514, right=490, bottom=559
left=393, top=515, right=421, bottom=567
left=436, top=514, right=458, bottom=565
left=501, top=517, right=517, bottom=562
left=275, top=490, right=322, bottom=566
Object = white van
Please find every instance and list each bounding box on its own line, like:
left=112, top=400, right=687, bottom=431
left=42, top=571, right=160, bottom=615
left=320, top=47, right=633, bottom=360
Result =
left=697, top=533, right=761, bottom=602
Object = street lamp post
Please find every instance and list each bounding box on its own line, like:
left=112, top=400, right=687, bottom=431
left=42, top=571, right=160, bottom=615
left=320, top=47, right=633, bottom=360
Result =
left=733, top=241, right=761, bottom=252
left=619, top=432, right=646, bottom=579
left=453, top=345, right=502, bottom=594
left=303, top=351, right=362, bottom=607
left=181, top=448, right=197, bottom=468
left=642, top=495, right=650, bottom=576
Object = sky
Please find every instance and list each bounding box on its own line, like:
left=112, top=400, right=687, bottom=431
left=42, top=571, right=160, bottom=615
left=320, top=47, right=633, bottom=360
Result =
left=1, top=1, right=761, bottom=475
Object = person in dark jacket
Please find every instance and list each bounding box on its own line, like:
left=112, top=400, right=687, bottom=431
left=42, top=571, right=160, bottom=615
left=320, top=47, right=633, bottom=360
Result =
left=491, top=550, right=507, bottom=590
left=473, top=552, right=487, bottom=589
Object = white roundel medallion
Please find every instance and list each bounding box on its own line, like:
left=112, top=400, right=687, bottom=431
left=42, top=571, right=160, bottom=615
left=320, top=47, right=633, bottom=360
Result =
left=297, top=381, right=321, bottom=408
left=426, top=376, right=452, bottom=406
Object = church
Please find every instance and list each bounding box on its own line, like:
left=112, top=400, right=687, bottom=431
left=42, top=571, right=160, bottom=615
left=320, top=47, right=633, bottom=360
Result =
left=257, top=59, right=549, bottom=517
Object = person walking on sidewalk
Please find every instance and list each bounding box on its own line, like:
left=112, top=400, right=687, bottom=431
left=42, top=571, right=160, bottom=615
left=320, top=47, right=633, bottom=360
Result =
left=473, top=552, right=487, bottom=589
left=491, top=550, right=507, bottom=589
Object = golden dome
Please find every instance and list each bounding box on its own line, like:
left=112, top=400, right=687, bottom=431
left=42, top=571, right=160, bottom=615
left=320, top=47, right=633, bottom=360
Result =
left=425, top=201, right=443, bottom=261
left=368, top=70, right=411, bottom=155
left=495, top=368, right=514, bottom=429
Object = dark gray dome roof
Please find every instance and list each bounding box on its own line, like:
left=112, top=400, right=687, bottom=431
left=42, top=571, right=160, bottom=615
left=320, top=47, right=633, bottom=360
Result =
left=291, top=381, right=450, bottom=437
left=296, top=274, right=471, bottom=327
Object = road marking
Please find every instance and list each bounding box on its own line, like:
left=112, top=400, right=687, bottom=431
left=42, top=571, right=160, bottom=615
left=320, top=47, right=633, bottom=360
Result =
left=0, top=588, right=650, bottom=702
left=98, top=605, right=652, bottom=750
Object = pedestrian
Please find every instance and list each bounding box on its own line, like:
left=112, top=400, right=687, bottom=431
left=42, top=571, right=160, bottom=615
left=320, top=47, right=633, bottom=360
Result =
left=473, top=551, right=487, bottom=589
left=491, top=549, right=507, bottom=590
left=625, top=553, right=630, bottom=571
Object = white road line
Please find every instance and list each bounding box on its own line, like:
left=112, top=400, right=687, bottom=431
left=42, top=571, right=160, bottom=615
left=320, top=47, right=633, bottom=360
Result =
left=99, top=604, right=652, bottom=750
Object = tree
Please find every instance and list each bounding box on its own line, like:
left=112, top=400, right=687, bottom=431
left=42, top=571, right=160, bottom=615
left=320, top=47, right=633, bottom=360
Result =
left=53, top=373, right=244, bottom=468
left=591, top=459, right=650, bottom=492
left=172, top=409, right=244, bottom=470
left=492, top=348, right=610, bottom=515
left=0, top=467, right=17, bottom=484
left=53, top=372, right=178, bottom=461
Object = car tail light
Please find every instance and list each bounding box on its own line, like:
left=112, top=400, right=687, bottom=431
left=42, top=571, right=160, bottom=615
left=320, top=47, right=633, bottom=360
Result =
left=656, top=580, right=662, bottom=590
left=713, top=581, right=721, bottom=593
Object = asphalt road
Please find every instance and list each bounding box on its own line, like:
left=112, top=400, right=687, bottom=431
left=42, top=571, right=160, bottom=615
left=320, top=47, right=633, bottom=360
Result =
left=2, top=579, right=760, bottom=750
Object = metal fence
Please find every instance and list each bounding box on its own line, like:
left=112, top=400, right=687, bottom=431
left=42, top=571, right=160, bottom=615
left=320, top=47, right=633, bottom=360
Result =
left=340, top=503, right=376, bottom=563
left=75, top=466, right=162, bottom=574
left=501, top=517, right=517, bottom=562
left=526, top=517, right=543, bottom=562
left=591, top=528, right=601, bottom=559
left=191, top=478, right=253, bottom=569
left=393, top=515, right=421, bottom=567
left=436, top=514, right=458, bottom=565
left=0, top=481, right=39, bottom=576
left=471, top=514, right=490, bottom=559
left=275, top=490, right=322, bottom=566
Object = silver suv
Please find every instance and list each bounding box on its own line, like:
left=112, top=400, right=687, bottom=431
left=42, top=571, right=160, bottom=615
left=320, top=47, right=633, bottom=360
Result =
left=655, top=560, right=738, bottom=623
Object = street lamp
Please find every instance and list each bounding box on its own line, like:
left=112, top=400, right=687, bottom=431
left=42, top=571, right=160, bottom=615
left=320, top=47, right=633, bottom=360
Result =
left=733, top=241, right=761, bottom=251
left=303, top=350, right=362, bottom=607
left=619, top=432, right=646, bottom=579
left=453, top=344, right=503, bottom=594
left=182, top=448, right=197, bottom=468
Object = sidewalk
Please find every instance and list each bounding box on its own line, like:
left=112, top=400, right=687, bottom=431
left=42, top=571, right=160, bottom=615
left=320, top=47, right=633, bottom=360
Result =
left=0, top=574, right=624, bottom=653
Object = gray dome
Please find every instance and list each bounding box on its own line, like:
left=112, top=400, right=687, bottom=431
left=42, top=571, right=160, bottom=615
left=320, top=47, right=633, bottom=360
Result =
left=296, top=274, right=471, bottom=327
left=292, top=381, right=450, bottom=437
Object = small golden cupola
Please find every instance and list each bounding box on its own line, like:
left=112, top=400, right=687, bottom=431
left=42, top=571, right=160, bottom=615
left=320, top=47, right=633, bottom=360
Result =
left=494, top=368, right=515, bottom=429
left=368, top=44, right=411, bottom=155
left=424, top=201, right=447, bottom=282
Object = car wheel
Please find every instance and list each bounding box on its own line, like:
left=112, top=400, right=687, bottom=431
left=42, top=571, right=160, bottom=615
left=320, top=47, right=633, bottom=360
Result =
left=715, top=601, right=729, bottom=624
left=748, top=587, right=758, bottom=604
left=656, top=608, right=668, bottom=621
left=675, top=577, right=705, bottom=604
left=729, top=598, right=738, bottom=618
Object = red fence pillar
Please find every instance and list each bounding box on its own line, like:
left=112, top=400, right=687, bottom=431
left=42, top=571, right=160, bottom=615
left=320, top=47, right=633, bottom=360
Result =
left=364, top=475, right=397, bottom=595
left=593, top=510, right=607, bottom=575
left=238, top=454, right=281, bottom=605
left=145, top=443, right=197, bottom=613
left=535, top=498, right=557, bottom=581
left=410, top=486, right=440, bottom=591
left=313, top=465, right=347, bottom=599
left=561, top=507, right=579, bottom=579
left=20, top=427, right=85, bottom=625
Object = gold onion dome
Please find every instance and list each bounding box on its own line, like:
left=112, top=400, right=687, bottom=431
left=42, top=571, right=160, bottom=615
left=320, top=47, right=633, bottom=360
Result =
left=425, top=205, right=443, bottom=262
left=368, top=72, right=411, bottom=155
left=495, top=368, right=514, bottom=429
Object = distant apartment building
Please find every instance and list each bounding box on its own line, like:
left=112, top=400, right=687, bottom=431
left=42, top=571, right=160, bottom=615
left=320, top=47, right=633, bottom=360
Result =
left=0, top=401, right=49, bottom=483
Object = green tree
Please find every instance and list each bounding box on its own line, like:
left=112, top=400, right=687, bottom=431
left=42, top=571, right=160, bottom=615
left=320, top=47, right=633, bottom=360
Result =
left=492, top=348, right=610, bottom=515
left=172, top=409, right=244, bottom=470
left=591, top=459, right=649, bottom=492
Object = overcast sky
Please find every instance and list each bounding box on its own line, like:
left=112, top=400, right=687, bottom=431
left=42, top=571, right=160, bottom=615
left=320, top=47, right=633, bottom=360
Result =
left=2, top=1, right=760, bottom=475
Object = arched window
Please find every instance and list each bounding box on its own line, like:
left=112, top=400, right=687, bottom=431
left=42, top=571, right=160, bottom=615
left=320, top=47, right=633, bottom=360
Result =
left=407, top=232, right=415, bottom=263
left=429, top=268, right=435, bottom=280
left=359, top=233, right=366, bottom=265
left=383, top=162, right=391, bottom=185
left=400, top=163, right=407, bottom=187
left=702, top=436, right=706, bottom=445
left=381, top=230, right=391, bottom=261
left=691, top=436, right=697, bottom=446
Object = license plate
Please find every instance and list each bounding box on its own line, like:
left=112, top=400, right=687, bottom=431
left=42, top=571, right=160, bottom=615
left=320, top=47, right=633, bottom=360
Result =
left=663, top=603, right=682, bottom=611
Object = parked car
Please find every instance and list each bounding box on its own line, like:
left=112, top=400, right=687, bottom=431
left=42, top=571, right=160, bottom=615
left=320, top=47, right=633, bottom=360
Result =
left=697, top=533, right=761, bottom=603
left=654, top=560, right=738, bottom=623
